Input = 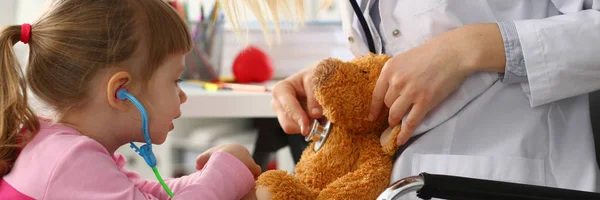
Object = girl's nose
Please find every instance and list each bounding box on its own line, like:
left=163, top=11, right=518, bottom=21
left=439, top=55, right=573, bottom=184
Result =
left=179, top=88, right=187, bottom=104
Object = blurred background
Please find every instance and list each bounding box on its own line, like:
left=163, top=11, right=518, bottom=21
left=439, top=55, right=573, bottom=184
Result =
left=1, top=0, right=353, bottom=180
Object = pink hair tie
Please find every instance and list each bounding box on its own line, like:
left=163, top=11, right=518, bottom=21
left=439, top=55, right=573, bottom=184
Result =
left=20, top=23, right=32, bottom=44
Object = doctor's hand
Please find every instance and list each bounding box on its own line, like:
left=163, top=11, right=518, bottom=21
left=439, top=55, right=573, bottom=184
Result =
left=368, top=24, right=506, bottom=145
left=271, top=62, right=323, bottom=136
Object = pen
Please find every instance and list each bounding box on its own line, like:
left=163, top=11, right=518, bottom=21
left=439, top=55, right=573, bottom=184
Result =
left=185, top=80, right=271, bottom=93
left=222, top=83, right=270, bottom=92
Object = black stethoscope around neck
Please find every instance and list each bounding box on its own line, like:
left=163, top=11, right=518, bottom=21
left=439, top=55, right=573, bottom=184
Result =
left=349, top=0, right=376, bottom=54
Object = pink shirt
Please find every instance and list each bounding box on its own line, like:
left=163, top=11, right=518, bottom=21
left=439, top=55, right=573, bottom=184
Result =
left=0, top=121, right=255, bottom=199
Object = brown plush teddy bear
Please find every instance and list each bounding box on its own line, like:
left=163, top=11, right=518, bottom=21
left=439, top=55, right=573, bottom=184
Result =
left=255, top=53, right=403, bottom=200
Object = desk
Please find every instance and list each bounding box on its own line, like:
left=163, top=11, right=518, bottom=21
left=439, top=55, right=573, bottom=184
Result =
left=180, top=81, right=299, bottom=171
left=179, top=82, right=276, bottom=118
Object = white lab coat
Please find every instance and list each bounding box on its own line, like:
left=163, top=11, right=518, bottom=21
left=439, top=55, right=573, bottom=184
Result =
left=339, top=0, right=600, bottom=197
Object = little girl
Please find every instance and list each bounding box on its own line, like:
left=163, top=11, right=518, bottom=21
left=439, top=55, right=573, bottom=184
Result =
left=0, top=0, right=260, bottom=199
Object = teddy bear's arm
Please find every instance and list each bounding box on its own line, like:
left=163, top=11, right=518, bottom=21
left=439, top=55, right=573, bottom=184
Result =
left=255, top=170, right=317, bottom=200
left=317, top=135, right=393, bottom=200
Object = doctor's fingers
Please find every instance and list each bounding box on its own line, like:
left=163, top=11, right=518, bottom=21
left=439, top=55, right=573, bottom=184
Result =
left=271, top=99, right=301, bottom=134
left=368, top=69, right=391, bottom=121
left=271, top=98, right=307, bottom=135
left=396, top=103, right=428, bottom=146
left=387, top=92, right=413, bottom=128
left=383, top=77, right=407, bottom=108
left=271, top=81, right=311, bottom=134
left=302, top=74, right=323, bottom=119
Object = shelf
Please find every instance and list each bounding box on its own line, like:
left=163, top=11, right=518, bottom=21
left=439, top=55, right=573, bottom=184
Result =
left=179, top=81, right=277, bottom=118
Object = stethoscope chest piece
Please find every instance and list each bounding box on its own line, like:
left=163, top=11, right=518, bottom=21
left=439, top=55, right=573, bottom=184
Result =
left=305, top=119, right=332, bottom=152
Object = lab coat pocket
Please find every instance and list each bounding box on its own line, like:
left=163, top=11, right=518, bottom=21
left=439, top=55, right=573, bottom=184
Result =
left=407, top=0, right=463, bottom=43
left=411, top=0, right=447, bottom=16
left=412, top=154, right=545, bottom=187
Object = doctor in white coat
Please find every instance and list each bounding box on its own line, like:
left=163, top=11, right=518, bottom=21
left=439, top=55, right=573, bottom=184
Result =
left=261, top=0, right=600, bottom=195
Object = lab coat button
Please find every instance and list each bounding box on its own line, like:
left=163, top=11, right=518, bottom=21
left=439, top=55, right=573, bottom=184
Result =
left=348, top=36, right=354, bottom=43
left=392, top=29, right=401, bottom=37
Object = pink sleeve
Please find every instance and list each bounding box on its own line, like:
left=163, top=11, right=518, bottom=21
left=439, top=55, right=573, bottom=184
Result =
left=45, top=139, right=255, bottom=200
left=120, top=152, right=256, bottom=200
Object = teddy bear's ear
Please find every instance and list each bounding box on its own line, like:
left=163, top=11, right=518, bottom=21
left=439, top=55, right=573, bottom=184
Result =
left=313, top=58, right=344, bottom=88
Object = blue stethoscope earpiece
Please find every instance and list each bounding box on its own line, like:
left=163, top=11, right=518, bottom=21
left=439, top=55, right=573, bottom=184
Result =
left=117, top=89, right=173, bottom=197
left=117, top=89, right=156, bottom=167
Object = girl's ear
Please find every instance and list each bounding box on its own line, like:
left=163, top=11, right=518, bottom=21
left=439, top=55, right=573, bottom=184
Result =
left=106, top=71, right=132, bottom=111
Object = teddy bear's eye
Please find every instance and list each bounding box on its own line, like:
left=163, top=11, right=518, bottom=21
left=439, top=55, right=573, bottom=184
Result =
left=360, top=70, right=369, bottom=80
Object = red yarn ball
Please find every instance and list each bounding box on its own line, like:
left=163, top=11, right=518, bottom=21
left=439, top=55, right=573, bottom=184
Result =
left=232, top=46, right=273, bottom=83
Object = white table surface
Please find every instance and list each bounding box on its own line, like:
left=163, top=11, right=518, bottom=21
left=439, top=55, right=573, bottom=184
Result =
left=179, top=81, right=277, bottom=118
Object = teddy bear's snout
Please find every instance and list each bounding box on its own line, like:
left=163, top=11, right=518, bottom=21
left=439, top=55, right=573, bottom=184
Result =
left=313, top=58, right=340, bottom=88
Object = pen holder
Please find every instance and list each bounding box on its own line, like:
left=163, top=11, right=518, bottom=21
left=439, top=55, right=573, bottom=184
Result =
left=183, top=18, right=224, bottom=82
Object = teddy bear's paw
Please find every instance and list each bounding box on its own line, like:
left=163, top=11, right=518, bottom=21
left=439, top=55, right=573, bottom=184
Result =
left=381, top=125, right=403, bottom=156
left=255, top=185, right=272, bottom=200
left=256, top=170, right=317, bottom=200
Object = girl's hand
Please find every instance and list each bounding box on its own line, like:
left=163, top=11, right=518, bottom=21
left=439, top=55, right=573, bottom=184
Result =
left=196, top=144, right=262, bottom=179
left=241, top=187, right=258, bottom=200
left=368, top=24, right=506, bottom=145
left=271, top=62, right=323, bottom=136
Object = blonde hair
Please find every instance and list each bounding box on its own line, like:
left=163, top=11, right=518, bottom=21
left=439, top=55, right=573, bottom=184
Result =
left=220, top=0, right=334, bottom=45
left=0, top=0, right=192, bottom=176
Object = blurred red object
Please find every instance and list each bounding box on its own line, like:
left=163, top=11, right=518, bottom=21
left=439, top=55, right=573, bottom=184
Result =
left=266, top=159, right=277, bottom=171
left=232, top=46, right=273, bottom=83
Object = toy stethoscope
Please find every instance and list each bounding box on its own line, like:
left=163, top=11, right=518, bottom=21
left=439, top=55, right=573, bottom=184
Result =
left=117, top=89, right=174, bottom=198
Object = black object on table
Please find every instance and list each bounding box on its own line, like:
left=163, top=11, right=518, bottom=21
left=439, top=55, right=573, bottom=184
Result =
left=251, top=118, right=308, bottom=172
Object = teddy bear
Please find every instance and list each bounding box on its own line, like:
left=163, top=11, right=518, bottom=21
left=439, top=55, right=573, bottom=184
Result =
left=255, top=53, right=403, bottom=200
